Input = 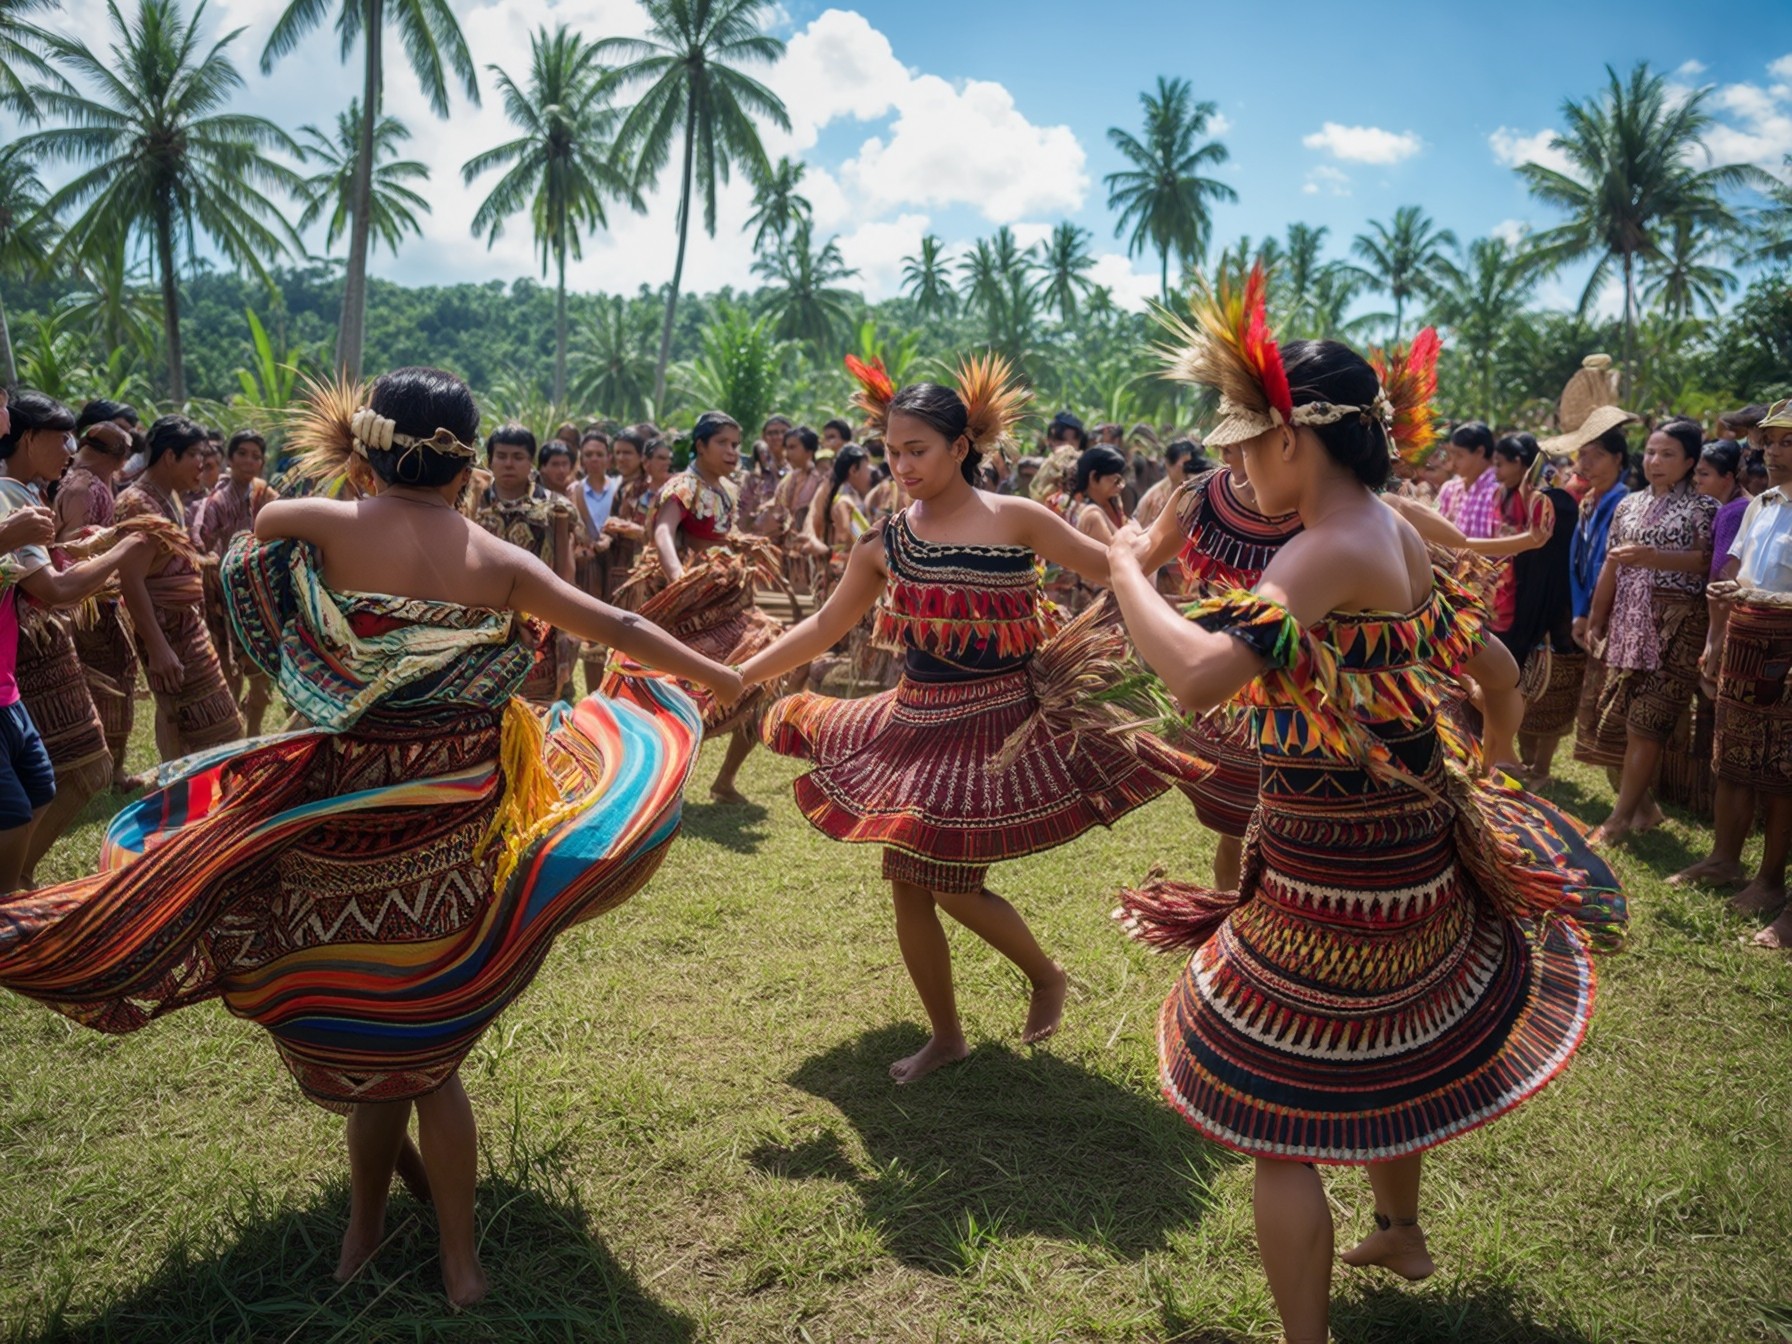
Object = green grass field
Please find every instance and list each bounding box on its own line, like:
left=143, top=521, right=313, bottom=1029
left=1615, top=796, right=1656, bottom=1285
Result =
left=2, top=713, right=1790, bottom=1343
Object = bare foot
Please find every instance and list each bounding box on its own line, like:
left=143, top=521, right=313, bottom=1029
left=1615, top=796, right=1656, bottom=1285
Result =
left=1022, top=964, right=1068, bottom=1045
left=708, top=782, right=749, bottom=805
left=1668, top=858, right=1749, bottom=887
left=1340, top=1220, right=1435, bottom=1282
left=888, top=1034, right=969, bottom=1085
left=1587, top=817, right=1630, bottom=848
left=394, top=1136, right=433, bottom=1205
left=441, top=1255, right=489, bottom=1309
left=113, top=772, right=150, bottom=793
left=1633, top=801, right=1665, bottom=832
left=334, top=1214, right=385, bottom=1283
left=1749, top=906, right=1792, bottom=950
left=1731, top=880, right=1788, bottom=918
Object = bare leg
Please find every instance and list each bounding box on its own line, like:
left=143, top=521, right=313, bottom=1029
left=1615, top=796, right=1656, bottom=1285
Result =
left=152, top=699, right=181, bottom=765
left=1743, top=796, right=1792, bottom=942
left=0, top=809, right=44, bottom=894
left=1340, top=1154, right=1434, bottom=1280
left=337, top=1100, right=412, bottom=1282
left=395, top=1136, right=433, bottom=1204
left=415, top=1072, right=486, bottom=1308
left=1528, top=731, right=1563, bottom=782
left=23, top=770, right=102, bottom=884
left=932, top=885, right=1068, bottom=1045
left=887, top=880, right=969, bottom=1083
left=708, top=729, right=755, bottom=804
left=1676, top=779, right=1754, bottom=886
left=243, top=674, right=271, bottom=739
left=1254, top=1159, right=1332, bottom=1344
left=1213, top=833, right=1243, bottom=893
left=1593, top=736, right=1664, bottom=844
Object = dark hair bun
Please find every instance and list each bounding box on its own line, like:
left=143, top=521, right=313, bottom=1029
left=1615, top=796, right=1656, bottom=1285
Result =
left=1280, top=339, right=1392, bottom=491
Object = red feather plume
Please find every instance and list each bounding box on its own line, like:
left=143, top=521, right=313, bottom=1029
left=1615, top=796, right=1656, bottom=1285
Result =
left=1239, top=265, right=1293, bottom=424
left=844, top=354, right=896, bottom=432
left=1371, top=326, right=1442, bottom=463
left=1159, top=263, right=1292, bottom=428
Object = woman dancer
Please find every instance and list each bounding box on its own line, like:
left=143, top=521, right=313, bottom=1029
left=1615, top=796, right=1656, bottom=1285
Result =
left=115, top=415, right=245, bottom=758
left=1104, top=276, right=1620, bottom=1344
left=740, top=355, right=1195, bottom=1082
left=604, top=411, right=788, bottom=804
left=804, top=441, right=872, bottom=604
left=0, top=368, right=739, bottom=1306
left=1585, top=418, right=1715, bottom=844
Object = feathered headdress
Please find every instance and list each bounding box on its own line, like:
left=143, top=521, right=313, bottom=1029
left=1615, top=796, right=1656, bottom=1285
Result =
left=284, top=372, right=480, bottom=491
left=1159, top=263, right=1292, bottom=447
left=845, top=354, right=896, bottom=436
left=1369, top=327, right=1442, bottom=464
left=843, top=351, right=1029, bottom=462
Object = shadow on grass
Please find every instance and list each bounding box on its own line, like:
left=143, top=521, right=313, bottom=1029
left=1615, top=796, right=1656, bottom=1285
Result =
left=1325, top=1278, right=1599, bottom=1344
left=766, top=1023, right=1235, bottom=1272
left=678, top=798, right=773, bottom=853
left=15, top=1149, right=693, bottom=1344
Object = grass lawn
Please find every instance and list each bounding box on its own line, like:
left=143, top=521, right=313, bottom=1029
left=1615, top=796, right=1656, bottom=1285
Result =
left=2, top=708, right=1790, bottom=1343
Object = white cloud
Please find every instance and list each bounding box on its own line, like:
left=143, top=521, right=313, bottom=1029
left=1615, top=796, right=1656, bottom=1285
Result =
left=1675, top=59, right=1709, bottom=79
left=1208, top=112, right=1232, bottom=136
left=1491, top=218, right=1529, bottom=247
left=1086, top=253, right=1159, bottom=312
left=1488, top=126, right=1575, bottom=177
left=1301, top=122, right=1421, bottom=165
left=760, top=8, right=905, bottom=153
left=1703, top=73, right=1792, bottom=171
left=1770, top=53, right=1792, bottom=81
left=832, top=213, right=930, bottom=297
left=1301, top=165, right=1351, bottom=197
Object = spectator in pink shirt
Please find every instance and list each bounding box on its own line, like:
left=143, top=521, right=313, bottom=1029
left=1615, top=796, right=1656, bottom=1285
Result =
left=1436, top=421, right=1503, bottom=539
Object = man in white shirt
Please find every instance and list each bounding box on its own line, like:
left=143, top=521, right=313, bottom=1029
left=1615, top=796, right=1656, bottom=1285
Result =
left=1677, top=398, right=1792, bottom=941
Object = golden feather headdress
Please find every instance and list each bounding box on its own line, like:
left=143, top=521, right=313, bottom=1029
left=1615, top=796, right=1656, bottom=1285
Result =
left=843, top=351, right=1029, bottom=462
left=285, top=372, right=479, bottom=490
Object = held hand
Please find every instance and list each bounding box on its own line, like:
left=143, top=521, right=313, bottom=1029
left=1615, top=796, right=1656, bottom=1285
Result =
left=1608, top=544, right=1652, bottom=567
left=1587, top=621, right=1607, bottom=648
left=707, top=665, right=744, bottom=710
left=808, top=538, right=830, bottom=559
left=1571, top=616, right=1589, bottom=651
left=0, top=505, right=55, bottom=551
left=1107, top=521, right=1150, bottom=572
left=145, top=639, right=184, bottom=695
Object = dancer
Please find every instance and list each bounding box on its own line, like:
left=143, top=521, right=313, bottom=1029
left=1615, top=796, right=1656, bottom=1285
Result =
left=473, top=423, right=577, bottom=705
left=604, top=411, right=789, bottom=804
left=1105, top=275, right=1620, bottom=1344
left=804, top=441, right=872, bottom=604
left=0, top=392, right=160, bottom=891
left=56, top=412, right=152, bottom=790
left=740, top=355, right=1195, bottom=1083
left=0, top=368, right=740, bottom=1306
left=1678, top=399, right=1792, bottom=928
left=193, top=430, right=278, bottom=736
left=115, top=415, right=245, bottom=758
left=771, top=425, right=825, bottom=598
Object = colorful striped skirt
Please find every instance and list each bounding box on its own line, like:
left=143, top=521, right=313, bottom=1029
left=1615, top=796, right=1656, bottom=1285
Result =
left=0, top=678, right=700, bottom=1109
left=1713, top=596, right=1792, bottom=796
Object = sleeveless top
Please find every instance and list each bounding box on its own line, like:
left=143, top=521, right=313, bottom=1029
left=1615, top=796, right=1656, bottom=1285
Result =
left=658, top=471, right=736, bottom=546
left=61, top=465, right=118, bottom=529
left=873, top=510, right=1054, bottom=681
left=1176, top=468, right=1304, bottom=593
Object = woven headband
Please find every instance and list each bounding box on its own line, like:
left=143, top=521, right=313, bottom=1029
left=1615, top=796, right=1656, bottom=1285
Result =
left=349, top=407, right=478, bottom=465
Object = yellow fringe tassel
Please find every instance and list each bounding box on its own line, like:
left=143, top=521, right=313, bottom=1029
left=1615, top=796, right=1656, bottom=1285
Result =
left=478, top=697, right=577, bottom=896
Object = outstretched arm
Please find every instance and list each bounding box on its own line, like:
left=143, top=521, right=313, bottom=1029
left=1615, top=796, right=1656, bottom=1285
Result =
left=739, top=536, right=887, bottom=686
left=17, top=536, right=146, bottom=609
left=1013, top=497, right=1111, bottom=586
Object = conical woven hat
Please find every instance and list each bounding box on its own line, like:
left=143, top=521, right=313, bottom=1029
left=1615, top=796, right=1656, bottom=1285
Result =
left=1539, top=354, right=1638, bottom=458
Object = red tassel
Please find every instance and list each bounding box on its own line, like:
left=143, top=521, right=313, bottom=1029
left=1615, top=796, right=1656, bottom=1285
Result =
left=1112, top=879, right=1243, bottom=952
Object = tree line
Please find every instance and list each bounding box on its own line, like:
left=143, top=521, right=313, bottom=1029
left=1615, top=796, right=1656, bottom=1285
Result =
left=2, top=0, right=1789, bottom=439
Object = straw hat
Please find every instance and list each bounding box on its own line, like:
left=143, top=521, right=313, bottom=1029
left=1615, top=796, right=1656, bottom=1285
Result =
left=1538, top=354, right=1638, bottom=458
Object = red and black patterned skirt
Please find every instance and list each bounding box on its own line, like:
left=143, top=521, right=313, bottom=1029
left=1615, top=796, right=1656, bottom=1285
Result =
left=1714, top=597, right=1792, bottom=796
left=1173, top=708, right=1259, bottom=839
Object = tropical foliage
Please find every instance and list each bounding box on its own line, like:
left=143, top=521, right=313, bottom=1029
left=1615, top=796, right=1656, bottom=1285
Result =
left=295, top=101, right=430, bottom=258
left=1104, top=75, right=1236, bottom=298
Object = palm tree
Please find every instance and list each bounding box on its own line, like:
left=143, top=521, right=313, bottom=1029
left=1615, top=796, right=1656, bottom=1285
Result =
left=1514, top=62, right=1765, bottom=389
left=297, top=100, right=430, bottom=258
left=1428, top=236, right=1541, bottom=418
left=23, top=0, right=303, bottom=402
left=0, top=144, right=56, bottom=382
left=900, top=233, right=955, bottom=318
left=1641, top=217, right=1738, bottom=319
left=1749, top=155, right=1792, bottom=264
left=463, top=26, right=640, bottom=404
left=0, top=0, right=61, bottom=118
left=595, top=0, right=790, bottom=407
left=1350, top=206, right=1457, bottom=341
left=261, top=0, right=479, bottom=380
left=570, top=294, right=657, bottom=417
left=62, top=232, right=163, bottom=363
left=959, top=225, right=1030, bottom=321
left=744, top=155, right=810, bottom=252
left=1105, top=76, right=1236, bottom=298
left=1032, top=221, right=1097, bottom=323
left=1277, top=223, right=1330, bottom=329
left=752, top=221, right=859, bottom=353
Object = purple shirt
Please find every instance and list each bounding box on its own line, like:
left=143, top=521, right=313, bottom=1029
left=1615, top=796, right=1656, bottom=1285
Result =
left=1437, top=467, right=1502, bottom=540
left=1710, top=494, right=1749, bottom=581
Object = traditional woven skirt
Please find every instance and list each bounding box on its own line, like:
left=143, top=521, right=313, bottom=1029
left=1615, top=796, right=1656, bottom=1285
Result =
left=141, top=603, right=244, bottom=753
left=0, top=679, right=700, bottom=1108
left=1589, top=591, right=1707, bottom=758
left=1520, top=648, right=1586, bottom=738
left=15, top=615, right=112, bottom=796
left=1713, top=597, right=1792, bottom=796
left=1129, top=754, right=1611, bottom=1164
left=70, top=601, right=136, bottom=767
left=1174, top=708, right=1258, bottom=839
left=763, top=663, right=1182, bottom=894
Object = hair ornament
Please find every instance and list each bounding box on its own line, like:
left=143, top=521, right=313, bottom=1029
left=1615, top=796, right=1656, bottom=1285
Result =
left=1159, top=263, right=1293, bottom=448
left=954, top=352, right=1029, bottom=459
left=844, top=354, right=896, bottom=436
left=1369, top=326, right=1442, bottom=463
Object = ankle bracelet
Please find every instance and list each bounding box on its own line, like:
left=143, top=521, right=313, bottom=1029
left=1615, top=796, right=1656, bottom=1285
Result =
left=1373, top=1212, right=1420, bottom=1230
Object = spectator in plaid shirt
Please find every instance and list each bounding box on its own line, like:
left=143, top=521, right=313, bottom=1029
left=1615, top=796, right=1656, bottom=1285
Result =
left=1437, top=421, right=1503, bottom=539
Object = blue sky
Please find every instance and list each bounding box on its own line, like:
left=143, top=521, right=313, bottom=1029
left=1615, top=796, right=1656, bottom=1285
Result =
left=9, top=0, right=1790, bottom=311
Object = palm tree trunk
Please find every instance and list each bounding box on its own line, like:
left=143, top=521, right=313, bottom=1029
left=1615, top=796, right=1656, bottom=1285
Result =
left=155, top=204, right=186, bottom=404
left=1159, top=244, right=1169, bottom=302
left=0, top=284, right=14, bottom=386
left=1393, top=292, right=1404, bottom=344
left=554, top=237, right=568, bottom=406
left=1621, top=251, right=1636, bottom=401
left=652, top=97, right=698, bottom=408
left=337, top=0, right=383, bottom=379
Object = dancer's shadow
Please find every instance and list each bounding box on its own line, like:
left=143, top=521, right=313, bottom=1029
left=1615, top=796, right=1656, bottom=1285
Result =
left=678, top=799, right=772, bottom=853
left=22, top=1157, right=694, bottom=1343
left=1326, top=1278, right=1600, bottom=1344
left=757, top=1024, right=1234, bottom=1273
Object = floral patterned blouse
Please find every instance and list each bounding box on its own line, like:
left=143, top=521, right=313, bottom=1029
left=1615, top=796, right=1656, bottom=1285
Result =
left=1604, top=482, right=1715, bottom=671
